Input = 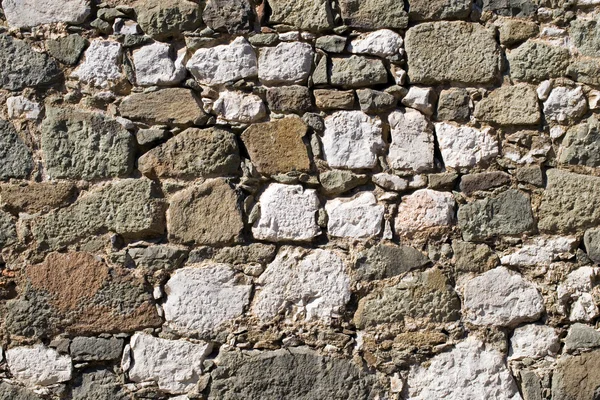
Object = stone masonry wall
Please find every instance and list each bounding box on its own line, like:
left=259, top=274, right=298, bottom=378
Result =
left=1, top=0, right=600, bottom=399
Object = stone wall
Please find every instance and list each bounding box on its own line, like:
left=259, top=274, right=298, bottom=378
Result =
left=0, top=0, right=600, bottom=399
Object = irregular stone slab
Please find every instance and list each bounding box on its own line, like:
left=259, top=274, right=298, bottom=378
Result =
left=325, top=192, right=384, bottom=238
left=47, top=34, right=88, bottom=65
left=31, top=178, right=165, bottom=249
left=408, top=0, right=471, bottom=20
left=356, top=89, right=396, bottom=113
left=269, top=0, right=333, bottom=32
left=567, top=59, right=600, bottom=86
left=0, top=182, right=75, bottom=214
left=70, top=337, right=124, bottom=361
left=134, top=0, right=202, bottom=39
left=330, top=55, right=388, bottom=88
left=408, top=337, right=521, bottom=400
left=213, top=91, right=266, bottom=123
left=355, top=243, right=430, bottom=281
left=322, top=111, right=384, bottom=170
left=0, top=382, right=43, bottom=400
left=7, top=96, right=41, bottom=120
left=564, top=323, right=600, bottom=352
left=480, top=0, right=537, bottom=16
left=453, top=241, right=499, bottom=273
left=139, top=127, right=239, bottom=179
left=463, top=266, right=544, bottom=327
left=168, top=179, right=243, bottom=246
left=240, top=117, right=310, bottom=175
left=372, top=172, right=408, bottom=191
left=338, top=0, right=408, bottom=29
left=41, top=107, right=134, bottom=180
left=316, top=35, right=347, bottom=53
left=6, top=344, right=72, bottom=387
left=474, top=85, right=540, bottom=125
left=187, top=37, right=257, bottom=86
left=585, top=227, right=600, bottom=263
left=210, top=347, right=380, bottom=400
left=559, top=116, right=600, bottom=167
left=133, top=42, right=186, bottom=86
left=71, top=369, right=130, bottom=400
left=125, top=333, right=212, bottom=394
left=497, top=18, right=539, bottom=45
left=163, top=263, right=252, bottom=335
left=402, top=86, right=435, bottom=116
left=266, top=85, right=312, bottom=113
left=115, top=244, right=188, bottom=272
left=258, top=42, right=314, bottom=85
left=500, top=236, right=577, bottom=266
left=538, top=169, right=600, bottom=233
left=437, top=88, right=470, bottom=122
left=509, top=324, right=559, bottom=360
left=119, top=88, right=208, bottom=126
left=395, top=189, right=455, bottom=235
left=507, top=41, right=570, bottom=82
left=0, top=209, right=17, bottom=248
left=253, top=247, right=351, bottom=322
left=2, top=0, right=89, bottom=28
left=552, top=351, right=600, bottom=400
left=405, top=22, right=500, bottom=85
left=202, top=0, right=254, bottom=34
left=319, top=170, right=369, bottom=196
left=387, top=109, right=435, bottom=172
left=71, top=40, right=122, bottom=88
left=459, top=171, right=511, bottom=195
left=355, top=268, right=460, bottom=328
left=543, top=86, right=587, bottom=124
left=0, top=119, right=34, bottom=180
left=458, top=189, right=534, bottom=241
left=570, top=17, right=600, bottom=57
left=314, top=89, right=355, bottom=110
left=348, top=29, right=403, bottom=57
left=253, top=183, right=320, bottom=241
left=557, top=267, right=599, bottom=322
left=0, top=34, right=61, bottom=90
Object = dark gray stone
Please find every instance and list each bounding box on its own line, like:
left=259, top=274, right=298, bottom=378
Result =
left=0, top=382, right=43, bottom=400
left=519, top=371, right=543, bottom=400
left=0, top=210, right=17, bottom=248
left=428, top=173, right=458, bottom=190
left=315, top=35, right=347, bottom=53
left=47, top=34, right=88, bottom=65
left=478, top=0, right=537, bottom=16
left=355, top=243, right=430, bottom=281
left=436, top=88, right=470, bottom=122
left=460, top=171, right=511, bottom=195
left=567, top=59, right=600, bottom=86
left=72, top=369, right=131, bottom=400
left=135, top=0, right=202, bottom=40
left=584, top=227, right=600, bottom=264
left=408, top=0, right=471, bottom=21
left=516, top=165, right=543, bottom=186
left=558, top=116, right=600, bottom=168
left=564, top=323, right=600, bottom=352
left=203, top=0, right=254, bottom=34
left=70, top=337, right=124, bottom=361
left=120, top=245, right=189, bottom=271
left=356, top=89, right=396, bottom=113
left=0, top=119, right=34, bottom=180
left=319, top=170, right=369, bottom=195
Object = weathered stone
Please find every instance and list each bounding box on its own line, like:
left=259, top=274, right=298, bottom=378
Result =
left=458, top=189, right=534, bottom=241
left=46, top=34, right=88, bottom=65
left=402, top=86, right=435, bottom=116
left=405, top=22, right=500, bottom=85
left=543, top=86, right=587, bottom=124
left=253, top=247, right=350, bottom=322
left=435, top=122, right=498, bottom=169
left=507, top=41, right=570, bottom=82
left=209, top=243, right=276, bottom=266
left=338, top=0, right=408, bottom=29
left=268, top=0, right=333, bottom=32
left=509, top=324, right=559, bottom=360
left=325, top=192, right=383, bottom=239
left=6, top=344, right=72, bottom=387
left=134, top=0, right=202, bottom=39
left=564, top=323, right=600, bottom=351
left=187, top=37, right=257, bottom=86
left=330, top=56, right=388, bottom=88
left=516, top=164, right=543, bottom=186
left=348, top=29, right=403, bottom=57
left=125, top=333, right=212, bottom=394
left=538, top=169, right=600, bottom=233
left=7, top=96, right=41, bottom=120
left=497, top=18, right=539, bottom=45
left=164, top=263, right=252, bottom=335
left=460, top=171, right=511, bottom=195
left=463, top=266, right=544, bottom=327
left=71, top=40, right=122, bottom=88
left=132, top=42, right=185, bottom=86
left=319, top=170, right=368, bottom=195
left=566, top=59, right=600, bottom=86
left=570, top=17, right=600, bottom=57
left=241, top=117, right=311, bottom=175
left=71, top=369, right=130, bottom=400
left=556, top=267, right=599, bottom=322
left=213, top=91, right=266, bottom=123
left=585, top=227, right=600, bottom=263
left=396, top=189, right=455, bottom=235
left=210, top=347, right=380, bottom=400
left=258, top=42, right=314, bottom=85
left=408, top=0, right=472, bottom=20
left=355, top=268, right=460, bottom=327
left=202, top=0, right=254, bottom=34
left=316, top=35, right=347, bottom=53
left=0, top=34, right=61, bottom=90
left=2, top=0, right=89, bottom=28
left=478, top=0, right=537, bottom=16
left=118, top=245, right=188, bottom=272
left=253, top=183, right=320, bottom=241
left=119, top=88, right=208, bottom=126
left=136, top=128, right=168, bottom=146
left=41, top=107, right=134, bottom=180
left=372, top=173, right=409, bottom=191
left=388, top=109, right=435, bottom=173
left=356, top=89, right=396, bottom=113
left=428, top=172, right=458, bottom=190
left=519, top=371, right=542, bottom=400
left=0, top=382, right=43, bottom=400
left=408, top=337, right=521, bottom=400
left=168, top=179, right=243, bottom=245
left=355, top=243, right=430, bottom=281
left=552, top=351, right=600, bottom=400
left=0, top=209, right=17, bottom=248
left=70, top=337, right=124, bottom=361
left=453, top=241, right=499, bottom=273
left=314, top=89, right=355, bottom=110
left=0, top=119, right=34, bottom=180
left=474, top=85, right=540, bottom=125
left=139, top=127, right=240, bottom=179
left=501, top=236, right=577, bottom=266
left=266, top=85, right=312, bottom=113
left=0, top=182, right=76, bottom=214
left=436, top=88, right=470, bottom=122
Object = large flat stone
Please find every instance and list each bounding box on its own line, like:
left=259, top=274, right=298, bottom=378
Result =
left=2, top=0, right=90, bottom=28
left=473, top=85, right=541, bottom=125
left=135, top=0, right=202, bottom=39
left=269, top=0, right=333, bottom=32
left=338, top=0, right=408, bottom=29
left=6, top=344, right=72, bottom=387
left=507, top=41, right=570, bottom=82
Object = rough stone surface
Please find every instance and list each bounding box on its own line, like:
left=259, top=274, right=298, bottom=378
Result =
left=71, top=40, right=122, bottom=88
left=330, top=56, right=388, bottom=88
left=325, top=192, right=384, bottom=238
left=570, top=17, right=600, bottom=57
left=2, top=0, right=89, bottom=28
left=395, top=189, right=455, bottom=235
left=213, top=91, right=266, bottom=123
left=202, top=0, right=254, bottom=34
left=348, top=29, right=404, bottom=57
left=507, top=41, right=570, bottom=82
left=559, top=116, right=600, bottom=167
left=319, top=170, right=369, bottom=195
left=356, top=89, right=396, bottom=113
left=388, top=109, right=435, bottom=172
left=500, top=236, right=577, bottom=266
left=314, top=89, right=355, bottom=110
left=453, top=241, right=499, bottom=273
left=258, top=42, right=314, bottom=85
left=133, top=42, right=185, bottom=86
left=268, top=0, right=333, bottom=32
left=474, top=85, right=540, bottom=125
left=0, top=119, right=34, bottom=180
left=70, top=337, right=124, bottom=361
left=552, top=351, right=600, bottom=400
left=46, top=34, right=88, bottom=65
left=7, top=96, right=41, bottom=120
left=435, top=122, right=498, bottom=169
left=584, top=227, right=600, bottom=263
left=0, top=182, right=75, bottom=213
left=6, top=344, right=72, bottom=386
left=266, top=85, right=312, bottom=113
left=0, top=382, right=43, bottom=400
left=338, top=0, right=409, bottom=29
left=509, top=324, right=559, bottom=360
left=135, top=0, right=202, bottom=40
left=408, top=0, right=472, bottom=20
left=436, top=88, right=470, bottom=122
left=355, top=243, right=430, bottom=281
left=543, top=86, right=587, bottom=124
left=460, top=171, right=511, bottom=195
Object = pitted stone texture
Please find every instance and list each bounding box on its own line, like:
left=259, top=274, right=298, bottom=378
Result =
left=507, top=41, right=570, bottom=82
left=0, top=209, right=17, bottom=248
left=435, top=123, right=498, bottom=170
left=119, top=88, right=208, bottom=126
left=570, top=17, right=600, bottom=57
left=501, top=236, right=577, bottom=266
left=133, top=42, right=185, bottom=86
left=266, top=85, right=312, bottom=113
left=395, top=189, right=455, bottom=236
left=348, top=29, right=403, bottom=57
left=355, top=268, right=461, bottom=328
left=164, top=263, right=252, bottom=335
left=71, top=40, right=122, bottom=88
left=209, top=347, right=380, bottom=400
left=538, top=169, right=600, bottom=233
left=509, top=324, right=559, bottom=360
left=31, top=179, right=165, bottom=250
left=70, top=337, right=124, bottom=361
left=0, top=34, right=61, bottom=90
left=168, top=179, right=243, bottom=246
left=543, top=86, right=587, bottom=124
left=187, top=37, right=257, bottom=86
left=322, top=111, right=384, bottom=170
left=269, top=0, right=333, bottom=32
left=139, top=127, right=239, bottom=179
left=355, top=243, right=430, bottom=281
left=559, top=116, right=600, bottom=168
left=463, top=266, right=544, bottom=327
left=474, top=85, right=540, bottom=125
left=253, top=183, right=320, bottom=242
left=408, top=0, right=471, bottom=21
left=458, top=189, right=534, bottom=241
left=0, top=119, right=34, bottom=180
left=388, top=109, right=435, bottom=172
left=437, top=88, right=470, bottom=122
left=479, top=0, right=537, bottom=16
left=71, top=369, right=130, bottom=400
left=6, top=345, right=72, bottom=387
left=126, top=333, right=212, bottom=394
left=408, top=337, right=522, bottom=400
left=0, top=382, right=43, bottom=400
left=330, top=56, right=388, bottom=88
left=203, top=0, right=254, bottom=34
left=258, top=42, right=314, bottom=85
left=253, top=247, right=351, bottom=323
left=325, top=192, right=384, bottom=239
left=405, top=22, right=500, bottom=85
left=213, top=91, right=266, bottom=123
left=2, top=0, right=90, bottom=28
left=338, top=0, right=408, bottom=29
left=552, top=351, right=600, bottom=400
left=41, top=107, right=134, bottom=180
left=453, top=241, right=499, bottom=273
left=241, top=117, right=311, bottom=175
left=497, top=18, right=539, bottom=46
left=0, top=182, right=75, bottom=214
left=134, top=0, right=202, bottom=40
